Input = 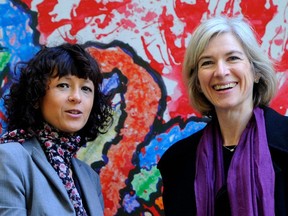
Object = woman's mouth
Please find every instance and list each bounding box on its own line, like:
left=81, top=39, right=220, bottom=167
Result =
left=66, top=110, right=82, bottom=114
left=213, top=82, right=237, bottom=91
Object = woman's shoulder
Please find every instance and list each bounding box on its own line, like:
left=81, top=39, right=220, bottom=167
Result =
left=263, top=106, right=288, bottom=152
left=263, top=106, right=288, bottom=123
left=0, top=142, right=32, bottom=175
left=0, top=142, right=28, bottom=157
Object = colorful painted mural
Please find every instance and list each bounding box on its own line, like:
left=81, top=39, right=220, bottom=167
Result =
left=1, top=0, right=288, bottom=215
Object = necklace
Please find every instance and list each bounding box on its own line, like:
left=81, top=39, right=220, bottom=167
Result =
left=223, top=145, right=237, bottom=152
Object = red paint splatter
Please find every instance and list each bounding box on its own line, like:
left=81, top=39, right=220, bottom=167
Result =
left=274, top=39, right=284, bottom=46
left=158, top=2, right=209, bottom=119
left=141, top=11, right=157, bottom=22
left=143, top=203, right=162, bottom=216
left=240, top=0, right=277, bottom=38
left=119, top=18, right=136, bottom=29
left=23, top=0, right=132, bottom=43
left=0, top=111, right=7, bottom=134
left=141, top=148, right=146, bottom=156
left=270, top=73, right=288, bottom=115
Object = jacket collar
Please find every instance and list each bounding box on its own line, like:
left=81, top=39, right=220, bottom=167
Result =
left=72, top=159, right=104, bottom=216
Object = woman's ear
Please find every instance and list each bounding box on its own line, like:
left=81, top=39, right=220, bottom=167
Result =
left=251, top=62, right=261, bottom=84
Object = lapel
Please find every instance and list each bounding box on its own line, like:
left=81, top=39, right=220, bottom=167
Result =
left=72, top=158, right=104, bottom=216
left=22, top=137, right=73, bottom=207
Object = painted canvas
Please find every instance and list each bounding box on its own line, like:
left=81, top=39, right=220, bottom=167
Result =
left=1, top=0, right=288, bottom=215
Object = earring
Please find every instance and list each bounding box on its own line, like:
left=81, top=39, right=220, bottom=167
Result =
left=254, top=73, right=261, bottom=83
left=33, top=104, right=39, bottom=109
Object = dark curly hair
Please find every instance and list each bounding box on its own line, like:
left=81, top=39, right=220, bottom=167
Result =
left=4, top=43, right=113, bottom=141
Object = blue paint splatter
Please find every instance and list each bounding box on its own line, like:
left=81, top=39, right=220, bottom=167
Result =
left=102, top=73, right=119, bottom=95
left=122, top=193, right=140, bottom=213
left=0, top=0, right=39, bottom=70
left=0, top=0, right=39, bottom=134
left=138, top=120, right=206, bottom=170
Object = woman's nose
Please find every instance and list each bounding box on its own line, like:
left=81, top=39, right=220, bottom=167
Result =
left=214, top=61, right=229, bottom=77
left=68, top=90, right=81, bottom=103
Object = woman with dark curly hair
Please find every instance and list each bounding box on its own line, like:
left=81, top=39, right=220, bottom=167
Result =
left=0, top=43, right=113, bottom=216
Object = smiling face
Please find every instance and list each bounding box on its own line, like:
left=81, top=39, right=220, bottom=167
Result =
left=197, top=32, right=255, bottom=114
left=40, top=75, right=95, bottom=134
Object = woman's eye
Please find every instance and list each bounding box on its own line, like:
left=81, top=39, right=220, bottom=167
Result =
left=203, top=61, right=212, bottom=66
left=82, top=86, right=93, bottom=92
left=199, top=60, right=213, bottom=67
left=57, top=83, right=69, bottom=88
left=228, top=56, right=240, bottom=61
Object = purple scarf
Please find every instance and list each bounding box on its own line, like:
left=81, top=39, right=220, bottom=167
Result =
left=194, top=107, right=275, bottom=216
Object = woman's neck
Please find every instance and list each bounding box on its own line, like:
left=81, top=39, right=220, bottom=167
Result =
left=215, top=106, right=254, bottom=146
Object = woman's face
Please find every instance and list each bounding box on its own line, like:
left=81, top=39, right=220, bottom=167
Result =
left=40, top=75, right=95, bottom=134
left=197, top=32, right=254, bottom=113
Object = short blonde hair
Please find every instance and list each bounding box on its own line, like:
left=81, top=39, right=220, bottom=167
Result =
left=183, top=16, right=277, bottom=116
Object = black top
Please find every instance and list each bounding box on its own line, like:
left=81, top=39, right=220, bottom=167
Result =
left=215, top=147, right=235, bottom=216
left=222, top=146, right=235, bottom=178
left=158, top=107, right=288, bottom=216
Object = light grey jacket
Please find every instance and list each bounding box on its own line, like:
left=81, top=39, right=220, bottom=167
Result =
left=0, top=137, right=104, bottom=216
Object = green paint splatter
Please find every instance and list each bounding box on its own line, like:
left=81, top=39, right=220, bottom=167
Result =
left=0, top=52, right=11, bottom=71
left=131, top=166, right=161, bottom=201
left=77, top=109, right=119, bottom=165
